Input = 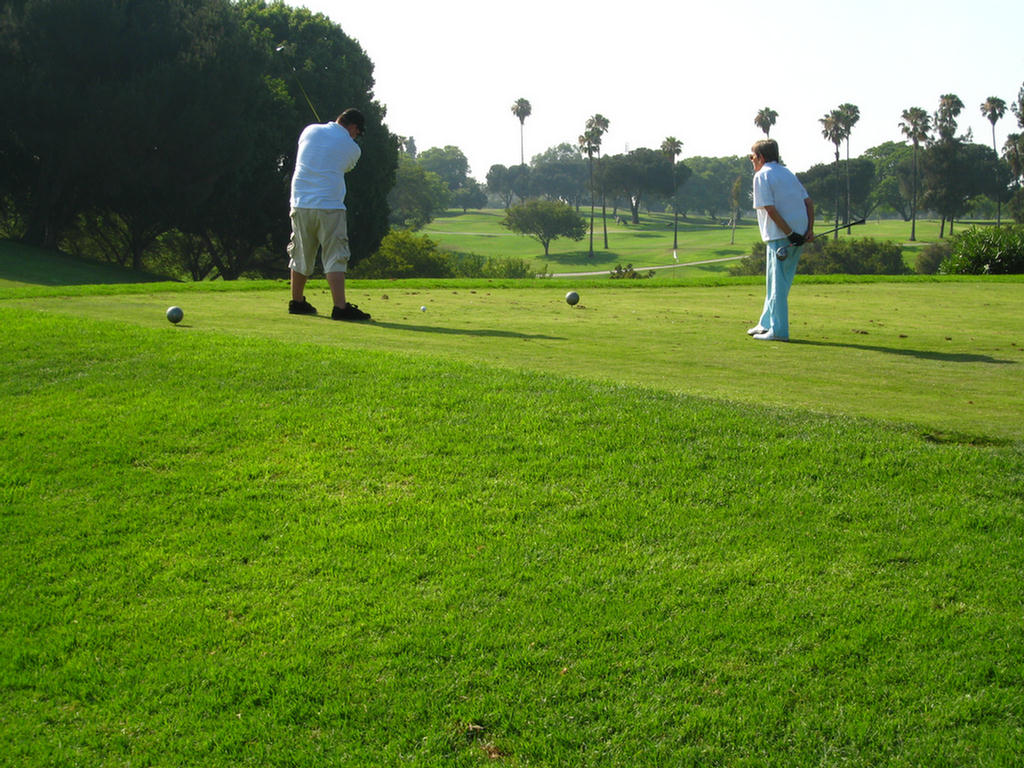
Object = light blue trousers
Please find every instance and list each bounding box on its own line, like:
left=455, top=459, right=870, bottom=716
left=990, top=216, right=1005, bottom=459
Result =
left=757, top=238, right=801, bottom=339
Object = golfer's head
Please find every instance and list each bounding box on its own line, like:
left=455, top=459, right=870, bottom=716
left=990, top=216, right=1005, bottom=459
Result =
left=338, top=108, right=365, bottom=138
left=751, top=139, right=780, bottom=164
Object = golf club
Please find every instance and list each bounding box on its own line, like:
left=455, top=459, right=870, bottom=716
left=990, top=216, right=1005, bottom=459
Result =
left=812, top=217, right=866, bottom=239
left=275, top=43, right=321, bottom=122
left=776, top=219, right=866, bottom=260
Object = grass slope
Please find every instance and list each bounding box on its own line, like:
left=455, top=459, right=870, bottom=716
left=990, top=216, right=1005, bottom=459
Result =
left=2, top=248, right=1023, bottom=765
left=2, top=307, right=1022, bottom=766
left=0, top=239, right=174, bottom=288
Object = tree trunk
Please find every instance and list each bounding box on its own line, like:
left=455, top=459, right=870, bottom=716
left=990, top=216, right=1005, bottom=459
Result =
left=833, top=150, right=840, bottom=241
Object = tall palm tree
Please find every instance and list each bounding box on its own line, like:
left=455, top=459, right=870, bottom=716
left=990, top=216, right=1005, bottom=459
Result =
left=981, top=96, right=1007, bottom=225
left=935, top=93, right=964, bottom=141
left=819, top=110, right=847, bottom=240
left=586, top=114, right=610, bottom=248
left=661, top=136, right=683, bottom=251
left=933, top=94, right=964, bottom=236
left=511, top=98, right=532, bottom=165
left=836, top=103, right=860, bottom=232
left=578, top=128, right=600, bottom=257
left=754, top=107, right=778, bottom=137
left=899, top=107, right=931, bottom=242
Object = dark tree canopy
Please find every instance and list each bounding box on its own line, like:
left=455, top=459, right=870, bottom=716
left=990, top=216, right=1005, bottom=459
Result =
left=0, top=0, right=398, bottom=275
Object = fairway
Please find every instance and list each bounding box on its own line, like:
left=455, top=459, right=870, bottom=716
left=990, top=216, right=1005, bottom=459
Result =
left=10, top=278, right=1023, bottom=442
left=3, top=270, right=1024, bottom=766
left=421, top=210, right=953, bottom=275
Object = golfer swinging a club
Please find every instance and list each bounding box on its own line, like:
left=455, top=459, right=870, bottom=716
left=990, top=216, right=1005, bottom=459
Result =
left=748, top=139, right=814, bottom=341
left=287, top=108, right=371, bottom=321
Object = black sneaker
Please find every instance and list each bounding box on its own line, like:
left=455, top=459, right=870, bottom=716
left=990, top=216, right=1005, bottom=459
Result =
left=288, top=297, right=317, bottom=315
left=331, top=302, right=371, bottom=321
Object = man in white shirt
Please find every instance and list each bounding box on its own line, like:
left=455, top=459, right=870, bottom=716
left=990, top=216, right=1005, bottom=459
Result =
left=748, top=139, right=814, bottom=341
left=287, top=108, right=371, bottom=321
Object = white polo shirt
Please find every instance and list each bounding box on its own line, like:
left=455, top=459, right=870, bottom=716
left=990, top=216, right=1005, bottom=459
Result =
left=289, top=122, right=361, bottom=210
left=752, top=161, right=809, bottom=242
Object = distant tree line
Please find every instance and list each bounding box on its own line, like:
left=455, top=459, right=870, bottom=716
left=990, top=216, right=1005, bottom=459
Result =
left=393, top=87, right=1024, bottom=251
left=0, top=0, right=399, bottom=278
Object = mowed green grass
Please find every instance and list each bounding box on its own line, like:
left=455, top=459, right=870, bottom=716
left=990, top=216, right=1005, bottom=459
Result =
left=423, top=210, right=951, bottom=274
left=2, top=247, right=1023, bottom=765
left=9, top=277, right=1021, bottom=442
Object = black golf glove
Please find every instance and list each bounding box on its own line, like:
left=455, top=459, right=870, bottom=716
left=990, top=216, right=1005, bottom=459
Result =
left=787, top=231, right=806, bottom=247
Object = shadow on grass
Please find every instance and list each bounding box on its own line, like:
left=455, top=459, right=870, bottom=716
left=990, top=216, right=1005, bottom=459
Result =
left=790, top=339, right=1015, bottom=364
left=1, top=240, right=173, bottom=286
left=370, top=320, right=565, bottom=340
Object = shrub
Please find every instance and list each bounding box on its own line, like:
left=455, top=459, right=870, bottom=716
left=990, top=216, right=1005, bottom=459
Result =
left=480, top=257, right=534, bottom=279
left=354, top=230, right=534, bottom=279
left=940, top=226, right=1024, bottom=275
left=444, top=251, right=534, bottom=278
left=798, top=237, right=908, bottom=275
left=353, top=229, right=454, bottom=278
left=729, top=237, right=909, bottom=276
left=609, top=263, right=654, bottom=279
left=729, top=244, right=766, bottom=276
left=915, top=241, right=951, bottom=274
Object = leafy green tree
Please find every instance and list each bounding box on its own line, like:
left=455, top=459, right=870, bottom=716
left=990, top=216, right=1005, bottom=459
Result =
left=452, top=179, right=488, bottom=212
left=0, top=0, right=265, bottom=260
left=729, top=175, right=744, bottom=244
left=388, top=156, right=450, bottom=229
left=674, top=156, right=751, bottom=221
left=798, top=159, right=875, bottom=221
left=1007, top=84, right=1024, bottom=222
left=399, top=135, right=417, bottom=159
left=501, top=199, right=586, bottom=256
left=486, top=164, right=530, bottom=208
left=602, top=148, right=675, bottom=224
left=486, top=164, right=515, bottom=208
left=1013, top=81, right=1024, bottom=127
left=486, top=163, right=531, bottom=208
left=1005, top=133, right=1024, bottom=188
left=863, top=141, right=914, bottom=220
left=924, top=142, right=1012, bottom=236
left=754, top=107, right=777, bottom=137
left=981, top=97, right=1008, bottom=225
left=418, top=145, right=469, bottom=191
left=511, top=98, right=532, bottom=165
left=529, top=144, right=587, bottom=208
left=899, top=107, right=931, bottom=241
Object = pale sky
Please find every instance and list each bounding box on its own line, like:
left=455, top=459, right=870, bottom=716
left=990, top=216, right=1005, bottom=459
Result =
left=290, top=0, right=1023, bottom=179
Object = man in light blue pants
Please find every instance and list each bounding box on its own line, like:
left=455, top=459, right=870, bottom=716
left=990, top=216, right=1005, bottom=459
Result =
left=747, top=139, right=815, bottom=342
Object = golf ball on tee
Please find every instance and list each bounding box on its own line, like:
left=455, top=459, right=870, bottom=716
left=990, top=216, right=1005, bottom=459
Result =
left=166, top=306, right=184, bottom=324
left=565, top=291, right=580, bottom=306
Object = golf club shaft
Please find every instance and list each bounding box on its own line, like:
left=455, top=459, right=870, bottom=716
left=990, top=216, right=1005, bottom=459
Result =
left=275, top=44, right=321, bottom=122
left=293, top=75, right=321, bottom=122
left=812, top=218, right=866, bottom=239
